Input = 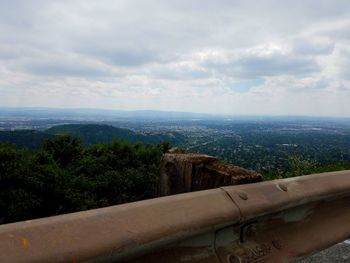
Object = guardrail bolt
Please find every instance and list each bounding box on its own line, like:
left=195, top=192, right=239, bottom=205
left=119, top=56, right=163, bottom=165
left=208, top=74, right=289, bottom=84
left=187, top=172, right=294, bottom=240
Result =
left=237, top=190, right=248, bottom=200
left=278, top=183, right=288, bottom=192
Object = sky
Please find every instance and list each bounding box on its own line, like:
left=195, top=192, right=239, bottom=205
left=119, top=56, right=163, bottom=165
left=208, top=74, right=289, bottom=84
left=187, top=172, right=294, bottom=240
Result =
left=0, top=0, right=350, bottom=117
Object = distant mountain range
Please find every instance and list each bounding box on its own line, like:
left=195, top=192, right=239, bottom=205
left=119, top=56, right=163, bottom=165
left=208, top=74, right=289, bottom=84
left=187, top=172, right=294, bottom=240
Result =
left=0, top=107, right=219, bottom=121
left=0, top=124, right=186, bottom=150
left=1, top=107, right=349, bottom=122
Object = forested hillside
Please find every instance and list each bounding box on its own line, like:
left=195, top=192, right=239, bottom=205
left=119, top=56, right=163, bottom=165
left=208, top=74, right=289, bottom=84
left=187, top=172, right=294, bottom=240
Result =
left=0, top=130, right=54, bottom=151
left=46, top=124, right=185, bottom=145
left=0, top=124, right=185, bottom=151
left=0, top=136, right=169, bottom=224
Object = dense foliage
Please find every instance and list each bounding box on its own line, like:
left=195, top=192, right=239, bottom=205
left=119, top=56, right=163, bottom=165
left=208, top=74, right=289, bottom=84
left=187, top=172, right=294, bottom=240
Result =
left=0, top=130, right=54, bottom=151
left=0, top=124, right=184, bottom=151
left=0, top=136, right=169, bottom=224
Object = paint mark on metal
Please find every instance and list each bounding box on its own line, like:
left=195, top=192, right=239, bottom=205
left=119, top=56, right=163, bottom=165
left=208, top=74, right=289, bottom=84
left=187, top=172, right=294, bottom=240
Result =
left=21, top=238, right=29, bottom=248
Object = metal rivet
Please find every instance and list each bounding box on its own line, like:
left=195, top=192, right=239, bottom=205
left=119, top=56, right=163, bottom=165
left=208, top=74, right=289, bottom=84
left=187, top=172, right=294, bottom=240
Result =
left=237, top=190, right=248, bottom=200
left=278, top=183, right=288, bottom=192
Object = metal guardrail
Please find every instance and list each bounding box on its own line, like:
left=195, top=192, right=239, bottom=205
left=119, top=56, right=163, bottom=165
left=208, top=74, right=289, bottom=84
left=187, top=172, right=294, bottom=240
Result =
left=0, top=170, right=350, bottom=262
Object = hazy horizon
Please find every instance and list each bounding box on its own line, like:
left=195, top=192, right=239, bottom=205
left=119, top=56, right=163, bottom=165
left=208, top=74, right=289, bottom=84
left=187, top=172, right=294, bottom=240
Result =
left=1, top=1, right=350, bottom=117
left=2, top=106, right=350, bottom=120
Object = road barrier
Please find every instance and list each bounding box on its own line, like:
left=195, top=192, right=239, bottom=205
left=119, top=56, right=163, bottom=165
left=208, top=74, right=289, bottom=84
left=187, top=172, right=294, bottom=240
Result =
left=0, top=170, right=350, bottom=262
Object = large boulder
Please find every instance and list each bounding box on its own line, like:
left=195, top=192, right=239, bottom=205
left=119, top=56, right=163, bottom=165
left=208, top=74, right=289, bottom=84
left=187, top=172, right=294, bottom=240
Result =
left=159, top=150, right=262, bottom=196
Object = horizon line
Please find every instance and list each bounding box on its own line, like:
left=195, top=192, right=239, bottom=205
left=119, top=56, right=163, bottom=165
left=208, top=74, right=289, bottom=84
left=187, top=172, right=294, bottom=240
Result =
left=1, top=106, right=350, bottom=119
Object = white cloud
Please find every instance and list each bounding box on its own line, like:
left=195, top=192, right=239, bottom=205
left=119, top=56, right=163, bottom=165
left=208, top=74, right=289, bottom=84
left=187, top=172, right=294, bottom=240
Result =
left=0, top=0, right=349, bottom=116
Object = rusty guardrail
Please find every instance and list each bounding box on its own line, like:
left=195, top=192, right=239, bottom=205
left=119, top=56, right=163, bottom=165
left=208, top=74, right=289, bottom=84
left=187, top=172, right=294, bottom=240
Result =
left=0, top=170, right=350, bottom=262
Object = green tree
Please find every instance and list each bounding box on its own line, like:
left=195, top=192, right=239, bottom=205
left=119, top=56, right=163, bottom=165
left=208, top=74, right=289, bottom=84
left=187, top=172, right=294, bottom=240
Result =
left=43, top=135, right=83, bottom=167
left=0, top=138, right=168, bottom=224
left=286, top=155, right=316, bottom=177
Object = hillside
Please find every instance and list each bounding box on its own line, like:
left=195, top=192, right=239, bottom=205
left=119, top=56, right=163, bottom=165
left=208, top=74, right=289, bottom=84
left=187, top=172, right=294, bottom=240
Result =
left=0, top=124, right=185, bottom=150
left=0, top=130, right=54, bottom=151
left=46, top=124, right=185, bottom=145
left=0, top=135, right=165, bottom=224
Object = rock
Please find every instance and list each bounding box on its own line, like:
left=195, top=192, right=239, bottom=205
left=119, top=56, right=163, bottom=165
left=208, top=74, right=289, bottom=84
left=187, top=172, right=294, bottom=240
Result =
left=159, top=151, right=262, bottom=196
left=293, top=242, right=350, bottom=262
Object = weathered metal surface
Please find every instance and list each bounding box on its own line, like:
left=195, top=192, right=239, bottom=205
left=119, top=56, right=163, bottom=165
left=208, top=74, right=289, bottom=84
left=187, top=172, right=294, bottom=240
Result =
left=215, top=196, right=350, bottom=263
left=0, top=188, right=239, bottom=263
left=0, top=170, right=349, bottom=262
left=159, top=151, right=261, bottom=196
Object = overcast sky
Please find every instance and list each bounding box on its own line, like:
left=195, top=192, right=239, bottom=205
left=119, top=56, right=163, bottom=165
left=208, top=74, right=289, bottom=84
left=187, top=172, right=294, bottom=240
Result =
left=1, top=0, right=350, bottom=116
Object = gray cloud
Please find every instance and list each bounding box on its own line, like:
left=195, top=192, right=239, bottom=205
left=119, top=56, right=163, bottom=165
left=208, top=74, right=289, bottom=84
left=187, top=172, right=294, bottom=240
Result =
left=0, top=0, right=350, bottom=116
left=232, top=55, right=320, bottom=78
left=79, top=47, right=161, bottom=67
left=291, top=39, right=335, bottom=56
left=199, top=49, right=320, bottom=79
left=20, top=59, right=108, bottom=78
left=337, top=48, right=350, bottom=80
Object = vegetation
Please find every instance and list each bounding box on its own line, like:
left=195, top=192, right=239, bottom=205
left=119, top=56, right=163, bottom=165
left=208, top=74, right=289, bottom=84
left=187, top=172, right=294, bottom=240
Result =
left=0, top=130, right=54, bottom=151
left=262, top=155, right=350, bottom=180
left=1, top=121, right=350, bottom=224
left=0, top=136, right=169, bottom=224
left=0, top=124, right=185, bottom=151
left=183, top=125, right=350, bottom=180
left=46, top=124, right=185, bottom=145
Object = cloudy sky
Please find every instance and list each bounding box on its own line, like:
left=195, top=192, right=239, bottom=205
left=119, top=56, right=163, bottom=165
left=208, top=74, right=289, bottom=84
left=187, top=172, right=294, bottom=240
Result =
left=1, top=0, right=350, bottom=116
